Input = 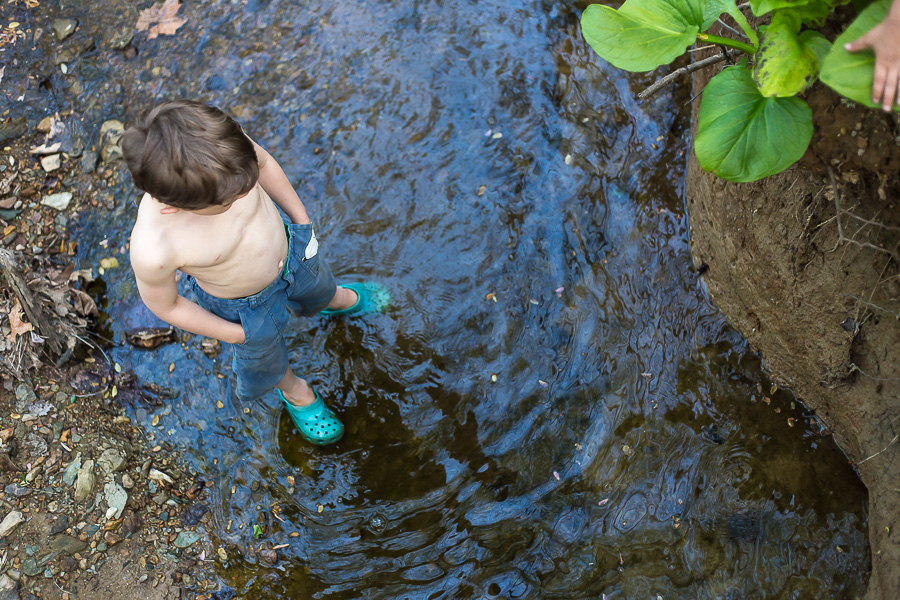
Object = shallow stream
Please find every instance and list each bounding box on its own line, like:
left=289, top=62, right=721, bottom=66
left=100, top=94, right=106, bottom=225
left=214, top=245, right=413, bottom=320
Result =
left=9, top=0, right=871, bottom=596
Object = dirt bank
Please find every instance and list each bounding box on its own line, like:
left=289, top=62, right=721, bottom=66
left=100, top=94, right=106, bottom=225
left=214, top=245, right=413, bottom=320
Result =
left=685, top=46, right=900, bottom=600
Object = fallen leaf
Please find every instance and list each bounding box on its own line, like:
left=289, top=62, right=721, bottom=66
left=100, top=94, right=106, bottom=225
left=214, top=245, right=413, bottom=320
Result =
left=6, top=300, right=33, bottom=341
left=136, top=0, right=187, bottom=40
left=316, top=503, right=324, bottom=513
left=552, top=471, right=560, bottom=481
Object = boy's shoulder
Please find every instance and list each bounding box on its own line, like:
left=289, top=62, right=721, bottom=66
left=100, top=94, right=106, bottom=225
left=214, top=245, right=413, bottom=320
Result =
left=130, top=194, right=177, bottom=270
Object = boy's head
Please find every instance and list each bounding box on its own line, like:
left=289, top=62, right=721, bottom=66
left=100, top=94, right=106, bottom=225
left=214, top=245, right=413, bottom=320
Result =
left=121, top=100, right=258, bottom=210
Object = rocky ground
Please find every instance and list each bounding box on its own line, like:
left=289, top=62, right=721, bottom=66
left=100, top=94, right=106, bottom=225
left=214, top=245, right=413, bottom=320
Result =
left=0, top=7, right=239, bottom=600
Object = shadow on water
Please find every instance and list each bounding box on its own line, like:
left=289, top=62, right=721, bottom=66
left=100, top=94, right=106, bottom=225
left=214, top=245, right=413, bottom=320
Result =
left=11, top=0, right=870, bottom=596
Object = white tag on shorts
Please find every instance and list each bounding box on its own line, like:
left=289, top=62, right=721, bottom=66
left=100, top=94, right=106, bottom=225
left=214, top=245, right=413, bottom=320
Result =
left=305, top=228, right=319, bottom=260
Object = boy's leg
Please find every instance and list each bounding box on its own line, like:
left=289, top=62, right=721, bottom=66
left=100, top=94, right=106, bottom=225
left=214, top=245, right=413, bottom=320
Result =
left=276, top=367, right=345, bottom=445
left=276, top=368, right=316, bottom=406
left=326, top=285, right=359, bottom=311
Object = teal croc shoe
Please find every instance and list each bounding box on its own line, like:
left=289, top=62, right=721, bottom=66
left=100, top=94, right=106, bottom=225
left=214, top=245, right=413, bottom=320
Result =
left=320, top=281, right=391, bottom=317
left=278, top=389, right=344, bottom=445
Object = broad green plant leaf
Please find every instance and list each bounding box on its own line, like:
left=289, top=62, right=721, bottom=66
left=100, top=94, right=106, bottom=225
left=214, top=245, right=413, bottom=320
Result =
left=702, top=0, right=759, bottom=46
left=820, top=0, right=895, bottom=108
left=696, top=64, right=813, bottom=181
left=799, top=30, right=831, bottom=66
left=752, top=12, right=818, bottom=96
left=581, top=0, right=705, bottom=72
left=751, top=0, right=812, bottom=17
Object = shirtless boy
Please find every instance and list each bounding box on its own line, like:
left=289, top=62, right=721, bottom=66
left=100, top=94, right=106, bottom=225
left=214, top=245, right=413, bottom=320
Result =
left=122, top=100, right=389, bottom=445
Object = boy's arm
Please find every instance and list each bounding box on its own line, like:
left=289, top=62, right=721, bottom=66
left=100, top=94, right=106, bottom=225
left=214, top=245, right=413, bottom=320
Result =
left=130, top=239, right=246, bottom=344
left=252, top=142, right=311, bottom=225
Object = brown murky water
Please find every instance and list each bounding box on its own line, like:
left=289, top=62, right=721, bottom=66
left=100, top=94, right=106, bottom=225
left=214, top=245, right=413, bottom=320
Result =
left=5, top=0, right=869, bottom=597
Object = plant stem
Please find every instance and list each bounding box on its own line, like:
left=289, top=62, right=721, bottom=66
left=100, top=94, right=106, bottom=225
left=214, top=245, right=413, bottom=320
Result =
left=696, top=33, right=756, bottom=54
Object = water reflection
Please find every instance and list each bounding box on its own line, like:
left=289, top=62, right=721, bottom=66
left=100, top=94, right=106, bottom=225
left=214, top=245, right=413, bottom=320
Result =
left=44, top=0, right=871, bottom=597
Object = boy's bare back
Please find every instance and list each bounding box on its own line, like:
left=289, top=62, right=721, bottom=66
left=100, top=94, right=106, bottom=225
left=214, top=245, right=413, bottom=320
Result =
left=130, top=183, right=288, bottom=301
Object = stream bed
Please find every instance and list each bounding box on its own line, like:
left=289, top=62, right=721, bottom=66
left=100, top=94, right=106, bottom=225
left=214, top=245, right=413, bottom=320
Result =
left=7, top=0, right=871, bottom=597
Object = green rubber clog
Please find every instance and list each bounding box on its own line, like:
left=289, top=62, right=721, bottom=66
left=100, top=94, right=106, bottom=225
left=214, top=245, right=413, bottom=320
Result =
left=278, top=389, right=344, bottom=445
left=320, top=282, right=391, bottom=317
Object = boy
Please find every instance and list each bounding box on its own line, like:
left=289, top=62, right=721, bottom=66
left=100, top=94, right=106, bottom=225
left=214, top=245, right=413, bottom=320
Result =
left=122, top=100, right=388, bottom=445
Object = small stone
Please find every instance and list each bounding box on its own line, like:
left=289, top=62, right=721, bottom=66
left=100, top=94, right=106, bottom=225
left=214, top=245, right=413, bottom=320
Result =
left=41, top=193, right=73, bottom=211
left=96, top=542, right=107, bottom=553
left=62, top=455, right=82, bottom=486
left=0, top=118, right=27, bottom=146
left=4, top=484, right=30, bottom=498
left=79, top=151, right=98, bottom=174
left=0, top=511, right=25, bottom=539
left=97, top=448, right=126, bottom=475
left=40, top=154, right=61, bottom=172
left=50, top=534, right=86, bottom=556
left=49, top=515, right=69, bottom=536
left=108, top=27, right=134, bottom=50
left=122, top=473, right=134, bottom=489
left=0, top=573, right=18, bottom=600
left=173, top=531, right=201, bottom=548
left=122, top=515, right=141, bottom=536
left=21, top=559, right=40, bottom=578
left=103, top=482, right=128, bottom=519
left=51, top=18, right=78, bottom=41
left=103, top=531, right=122, bottom=546
left=36, top=116, right=55, bottom=133
left=74, top=460, right=95, bottom=502
left=138, top=574, right=148, bottom=583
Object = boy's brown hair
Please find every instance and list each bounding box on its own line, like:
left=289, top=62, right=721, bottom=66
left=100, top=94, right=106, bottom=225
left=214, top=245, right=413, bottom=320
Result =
left=121, top=100, right=258, bottom=210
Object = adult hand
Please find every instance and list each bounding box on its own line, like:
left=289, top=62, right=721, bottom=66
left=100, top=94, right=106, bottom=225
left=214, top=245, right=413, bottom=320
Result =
left=845, top=5, right=900, bottom=112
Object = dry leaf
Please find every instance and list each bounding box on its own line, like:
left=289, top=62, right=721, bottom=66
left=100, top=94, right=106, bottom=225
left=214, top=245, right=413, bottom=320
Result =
left=6, top=300, right=33, bottom=341
left=136, top=0, right=187, bottom=39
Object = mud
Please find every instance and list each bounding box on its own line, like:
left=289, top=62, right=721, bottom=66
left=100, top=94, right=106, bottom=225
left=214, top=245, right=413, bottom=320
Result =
left=686, top=41, right=900, bottom=600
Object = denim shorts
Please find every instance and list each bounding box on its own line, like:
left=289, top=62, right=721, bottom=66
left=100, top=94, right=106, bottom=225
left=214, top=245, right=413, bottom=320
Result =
left=186, top=222, right=337, bottom=401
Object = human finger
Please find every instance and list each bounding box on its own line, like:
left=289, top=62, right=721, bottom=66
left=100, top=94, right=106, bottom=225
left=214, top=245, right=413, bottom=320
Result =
left=872, top=62, right=888, bottom=106
left=883, top=68, right=900, bottom=112
left=844, top=35, right=871, bottom=53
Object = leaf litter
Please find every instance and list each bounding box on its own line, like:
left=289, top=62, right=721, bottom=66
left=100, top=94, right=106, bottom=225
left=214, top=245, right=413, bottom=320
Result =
left=136, top=0, right=187, bottom=39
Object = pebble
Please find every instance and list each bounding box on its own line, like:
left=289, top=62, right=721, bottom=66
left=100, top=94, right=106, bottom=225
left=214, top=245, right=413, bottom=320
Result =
left=4, top=484, right=31, bottom=498
left=103, top=481, right=128, bottom=519
left=97, top=448, right=126, bottom=475
left=173, top=531, right=201, bottom=548
left=50, top=515, right=69, bottom=536
left=40, top=154, right=61, bottom=172
left=0, top=511, right=25, bottom=538
left=41, top=192, right=73, bottom=211
left=51, top=18, right=78, bottom=41
left=74, top=460, right=95, bottom=502
left=79, top=151, right=99, bottom=174
left=122, top=473, right=134, bottom=489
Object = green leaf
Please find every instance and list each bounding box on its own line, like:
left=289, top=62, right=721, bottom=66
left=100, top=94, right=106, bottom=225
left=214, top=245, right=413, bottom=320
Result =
left=820, top=0, right=895, bottom=108
left=752, top=12, right=819, bottom=96
left=750, top=0, right=822, bottom=17
left=253, top=524, right=263, bottom=538
left=581, top=0, right=705, bottom=72
left=702, top=0, right=760, bottom=46
left=799, top=30, right=831, bottom=66
left=696, top=64, right=813, bottom=181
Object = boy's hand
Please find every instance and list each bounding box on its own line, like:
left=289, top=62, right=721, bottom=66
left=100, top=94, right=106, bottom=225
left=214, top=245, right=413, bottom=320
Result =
left=845, top=0, right=900, bottom=111
left=131, top=231, right=250, bottom=344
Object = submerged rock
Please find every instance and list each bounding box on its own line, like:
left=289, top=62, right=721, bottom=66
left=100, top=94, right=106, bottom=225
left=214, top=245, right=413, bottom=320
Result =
left=51, top=18, right=78, bottom=42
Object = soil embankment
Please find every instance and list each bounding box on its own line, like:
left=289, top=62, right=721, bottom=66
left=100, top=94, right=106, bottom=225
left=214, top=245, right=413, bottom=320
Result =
left=685, top=49, right=900, bottom=599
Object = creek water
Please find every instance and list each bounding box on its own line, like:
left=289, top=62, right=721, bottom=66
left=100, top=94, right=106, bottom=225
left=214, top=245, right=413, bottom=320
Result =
left=15, top=0, right=871, bottom=596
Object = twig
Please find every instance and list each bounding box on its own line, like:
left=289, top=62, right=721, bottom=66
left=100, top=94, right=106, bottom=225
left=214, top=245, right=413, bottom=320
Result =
left=717, top=18, right=748, bottom=40
left=688, top=45, right=717, bottom=53
left=638, top=53, right=727, bottom=99
left=74, top=333, right=112, bottom=367
left=737, top=2, right=751, bottom=9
